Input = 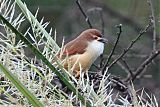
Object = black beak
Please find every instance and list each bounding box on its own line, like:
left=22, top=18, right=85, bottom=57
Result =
left=97, top=37, right=108, bottom=44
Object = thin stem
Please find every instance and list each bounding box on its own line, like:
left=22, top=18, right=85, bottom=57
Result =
left=147, top=0, right=156, bottom=51
left=130, top=49, right=160, bottom=82
left=108, top=20, right=152, bottom=69
left=75, top=0, right=92, bottom=28
left=102, top=24, right=122, bottom=73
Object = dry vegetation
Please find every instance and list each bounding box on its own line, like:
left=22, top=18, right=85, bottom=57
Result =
left=0, top=0, right=159, bottom=106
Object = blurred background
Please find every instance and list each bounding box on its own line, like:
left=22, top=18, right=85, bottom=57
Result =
left=21, top=0, right=160, bottom=104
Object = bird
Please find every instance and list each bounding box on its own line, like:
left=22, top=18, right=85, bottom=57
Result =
left=57, top=29, right=108, bottom=77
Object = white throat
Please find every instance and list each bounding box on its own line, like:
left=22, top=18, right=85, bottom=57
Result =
left=68, top=40, right=104, bottom=70
left=86, top=40, right=104, bottom=58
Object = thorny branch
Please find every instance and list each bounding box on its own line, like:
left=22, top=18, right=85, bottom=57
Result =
left=108, top=20, right=152, bottom=69
left=75, top=0, right=92, bottom=28
left=102, top=24, right=122, bottom=74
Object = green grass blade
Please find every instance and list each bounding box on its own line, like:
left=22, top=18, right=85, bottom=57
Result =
left=16, top=0, right=71, bottom=81
left=0, top=14, right=91, bottom=107
left=0, top=63, right=44, bottom=107
left=15, top=0, right=60, bottom=52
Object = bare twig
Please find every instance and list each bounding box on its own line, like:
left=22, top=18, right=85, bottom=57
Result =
left=75, top=0, right=92, bottom=28
left=108, top=20, right=152, bottom=69
left=147, top=0, right=156, bottom=51
left=76, top=0, right=105, bottom=70
left=108, top=75, right=127, bottom=92
left=129, top=49, right=160, bottom=82
left=102, top=24, right=122, bottom=73
left=88, top=0, right=160, bottom=39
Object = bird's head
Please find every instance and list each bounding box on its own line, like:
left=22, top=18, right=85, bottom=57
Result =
left=78, top=29, right=108, bottom=44
left=61, top=29, right=108, bottom=57
left=74, top=29, right=108, bottom=57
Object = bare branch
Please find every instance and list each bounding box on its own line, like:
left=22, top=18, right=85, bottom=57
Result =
left=108, top=75, right=127, bottom=92
left=147, top=0, right=156, bottom=51
left=102, top=24, right=122, bottom=73
left=75, top=0, right=92, bottom=28
left=108, top=20, right=152, bottom=69
left=88, top=0, right=159, bottom=39
left=129, top=49, right=160, bottom=82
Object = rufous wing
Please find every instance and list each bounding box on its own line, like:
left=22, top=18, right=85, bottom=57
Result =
left=62, top=39, right=88, bottom=56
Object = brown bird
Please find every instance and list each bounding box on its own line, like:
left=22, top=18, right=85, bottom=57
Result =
left=58, top=29, right=108, bottom=77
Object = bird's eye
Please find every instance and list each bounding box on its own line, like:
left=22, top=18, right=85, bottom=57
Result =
left=93, top=36, right=98, bottom=39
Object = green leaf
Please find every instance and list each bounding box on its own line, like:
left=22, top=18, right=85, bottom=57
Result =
left=0, top=63, right=44, bottom=107
left=15, top=0, right=60, bottom=52
left=0, top=13, right=91, bottom=107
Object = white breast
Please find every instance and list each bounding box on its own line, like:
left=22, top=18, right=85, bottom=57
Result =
left=67, top=40, right=104, bottom=70
left=86, top=40, right=104, bottom=59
